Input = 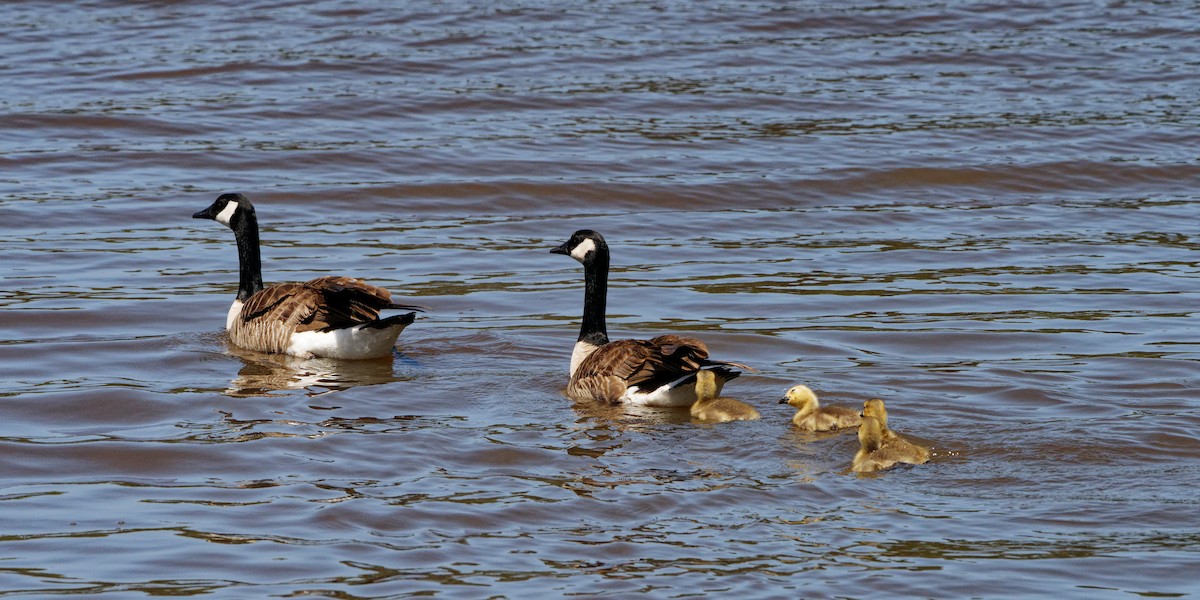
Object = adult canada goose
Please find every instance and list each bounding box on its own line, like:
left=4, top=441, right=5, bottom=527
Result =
left=779, top=384, right=862, bottom=432
left=852, top=416, right=930, bottom=473
left=550, top=229, right=749, bottom=406
left=192, top=193, right=426, bottom=359
left=691, top=369, right=760, bottom=423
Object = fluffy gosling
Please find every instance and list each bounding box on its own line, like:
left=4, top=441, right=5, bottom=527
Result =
left=852, top=416, right=931, bottom=472
left=779, top=385, right=862, bottom=431
left=691, top=369, right=760, bottom=423
left=861, top=398, right=929, bottom=459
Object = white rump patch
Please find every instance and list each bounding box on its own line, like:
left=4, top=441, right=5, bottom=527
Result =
left=286, top=321, right=410, bottom=360
left=569, top=238, right=596, bottom=263
left=621, top=369, right=729, bottom=408
left=214, top=200, right=239, bottom=227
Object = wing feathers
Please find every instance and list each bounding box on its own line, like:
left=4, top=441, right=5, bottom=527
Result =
left=567, top=374, right=630, bottom=405
left=567, top=336, right=746, bottom=405
left=230, top=276, right=421, bottom=355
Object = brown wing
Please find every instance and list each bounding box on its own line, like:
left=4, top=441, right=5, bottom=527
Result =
left=307, top=275, right=429, bottom=318
left=299, top=276, right=392, bottom=332
left=650, top=334, right=758, bottom=373
left=239, top=276, right=397, bottom=333
left=567, top=336, right=712, bottom=404
left=646, top=335, right=711, bottom=376
left=305, top=276, right=394, bottom=304
left=648, top=334, right=709, bottom=361
left=238, top=283, right=322, bottom=330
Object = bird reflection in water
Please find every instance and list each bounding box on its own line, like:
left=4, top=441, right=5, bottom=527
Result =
left=570, top=402, right=694, bottom=428
left=563, top=403, right=692, bottom=465
left=222, top=343, right=409, bottom=397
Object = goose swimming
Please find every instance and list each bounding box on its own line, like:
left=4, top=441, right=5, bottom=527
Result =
left=550, top=229, right=749, bottom=406
left=192, top=193, right=425, bottom=359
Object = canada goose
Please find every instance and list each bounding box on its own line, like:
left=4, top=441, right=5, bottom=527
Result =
left=859, top=398, right=931, bottom=463
left=550, top=229, right=749, bottom=406
left=861, top=398, right=928, bottom=458
left=691, top=369, right=760, bottom=423
left=861, top=399, right=897, bottom=441
left=192, top=193, right=426, bottom=359
left=852, top=416, right=930, bottom=473
left=779, top=385, right=862, bottom=431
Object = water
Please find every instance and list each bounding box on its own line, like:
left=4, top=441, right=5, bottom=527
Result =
left=2, top=1, right=1199, bottom=597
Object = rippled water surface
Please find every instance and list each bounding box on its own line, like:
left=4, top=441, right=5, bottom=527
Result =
left=2, top=1, right=1199, bottom=597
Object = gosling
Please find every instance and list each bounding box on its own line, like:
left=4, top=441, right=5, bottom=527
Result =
left=852, top=416, right=930, bottom=473
left=861, top=398, right=929, bottom=459
left=862, top=398, right=899, bottom=442
left=691, top=369, right=760, bottom=423
left=779, top=385, right=861, bottom=431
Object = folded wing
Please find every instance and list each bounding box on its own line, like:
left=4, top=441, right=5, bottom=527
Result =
left=567, top=335, right=714, bottom=404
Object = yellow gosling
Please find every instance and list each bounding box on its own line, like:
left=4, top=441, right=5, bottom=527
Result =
left=861, top=398, right=929, bottom=459
left=779, top=385, right=861, bottom=431
left=853, top=417, right=930, bottom=472
left=691, top=370, right=760, bottom=423
left=853, top=417, right=894, bottom=472
left=852, top=416, right=931, bottom=473
left=861, top=398, right=899, bottom=442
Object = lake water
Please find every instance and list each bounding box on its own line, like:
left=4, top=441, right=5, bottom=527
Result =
left=2, top=1, right=1199, bottom=597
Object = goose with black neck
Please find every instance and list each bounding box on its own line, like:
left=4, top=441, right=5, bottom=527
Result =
left=551, top=229, right=751, bottom=406
left=192, top=193, right=427, bottom=359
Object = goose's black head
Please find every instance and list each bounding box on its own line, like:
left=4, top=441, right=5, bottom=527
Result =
left=193, top=193, right=255, bottom=230
left=551, top=229, right=608, bottom=265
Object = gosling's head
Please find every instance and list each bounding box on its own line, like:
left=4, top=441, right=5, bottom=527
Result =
left=779, top=384, right=819, bottom=409
left=862, top=398, right=889, bottom=427
left=694, top=369, right=718, bottom=401
left=859, top=416, right=885, bottom=452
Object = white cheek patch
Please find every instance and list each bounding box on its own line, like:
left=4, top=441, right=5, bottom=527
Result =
left=570, top=238, right=596, bottom=263
left=214, top=201, right=239, bottom=227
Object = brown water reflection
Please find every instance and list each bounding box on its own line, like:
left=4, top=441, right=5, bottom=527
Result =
left=2, top=0, right=1199, bottom=598
left=222, top=344, right=405, bottom=398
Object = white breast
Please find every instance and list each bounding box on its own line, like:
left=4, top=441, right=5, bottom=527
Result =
left=225, top=299, right=244, bottom=330
left=569, top=340, right=600, bottom=377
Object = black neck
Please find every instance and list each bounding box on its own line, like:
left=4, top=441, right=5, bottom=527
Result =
left=579, top=246, right=610, bottom=345
left=232, top=212, right=264, bottom=301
